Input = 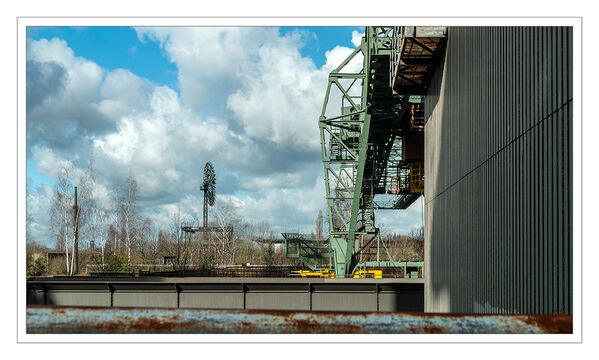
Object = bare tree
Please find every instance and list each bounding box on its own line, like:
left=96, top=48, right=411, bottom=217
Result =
left=70, top=186, right=80, bottom=275
left=110, top=193, right=121, bottom=254
left=106, top=224, right=117, bottom=254
left=137, top=217, right=159, bottom=267
left=157, top=230, right=168, bottom=254
left=166, top=207, right=196, bottom=269
left=72, top=157, right=97, bottom=273
left=316, top=210, right=324, bottom=240
left=212, top=200, right=245, bottom=265
left=48, top=163, right=73, bottom=274
left=169, top=207, right=183, bottom=267
left=115, top=172, right=138, bottom=262
left=54, top=228, right=65, bottom=251
left=384, top=226, right=424, bottom=263
left=26, top=177, right=35, bottom=243
left=321, top=208, right=330, bottom=239
left=251, top=220, right=271, bottom=241
left=89, top=207, right=108, bottom=268
left=249, top=220, right=272, bottom=265
left=408, top=226, right=424, bottom=241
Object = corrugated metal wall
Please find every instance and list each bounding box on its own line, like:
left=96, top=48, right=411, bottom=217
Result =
left=424, top=27, right=572, bottom=314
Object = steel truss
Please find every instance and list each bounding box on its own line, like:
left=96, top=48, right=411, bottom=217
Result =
left=318, top=27, right=424, bottom=277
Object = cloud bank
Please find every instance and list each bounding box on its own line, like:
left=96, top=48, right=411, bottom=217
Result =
left=26, top=27, right=423, bottom=247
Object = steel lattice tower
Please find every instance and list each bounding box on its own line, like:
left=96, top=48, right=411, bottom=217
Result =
left=317, top=27, right=445, bottom=277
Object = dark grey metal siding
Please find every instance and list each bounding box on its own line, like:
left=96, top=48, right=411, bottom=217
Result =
left=424, top=26, right=572, bottom=314
left=27, top=278, right=425, bottom=312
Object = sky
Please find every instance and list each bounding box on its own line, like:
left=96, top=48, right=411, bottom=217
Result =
left=25, top=26, right=424, bottom=248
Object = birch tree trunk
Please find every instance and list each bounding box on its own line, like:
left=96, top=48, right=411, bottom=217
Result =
left=122, top=174, right=137, bottom=263
left=126, top=215, right=130, bottom=262
left=70, top=206, right=80, bottom=275
left=64, top=222, right=69, bottom=274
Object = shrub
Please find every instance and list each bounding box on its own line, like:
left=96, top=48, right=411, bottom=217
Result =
left=33, top=257, right=48, bottom=276
left=103, top=253, right=133, bottom=272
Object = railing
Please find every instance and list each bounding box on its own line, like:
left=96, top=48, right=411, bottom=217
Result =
left=410, top=103, right=425, bottom=130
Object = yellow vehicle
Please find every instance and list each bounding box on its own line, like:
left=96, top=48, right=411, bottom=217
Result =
left=295, top=269, right=336, bottom=278
left=352, top=269, right=382, bottom=279
left=294, top=269, right=382, bottom=279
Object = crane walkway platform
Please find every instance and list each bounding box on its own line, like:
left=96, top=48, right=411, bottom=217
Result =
left=391, top=26, right=447, bottom=95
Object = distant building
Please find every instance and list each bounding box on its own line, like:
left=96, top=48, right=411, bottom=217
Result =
left=162, top=256, right=176, bottom=266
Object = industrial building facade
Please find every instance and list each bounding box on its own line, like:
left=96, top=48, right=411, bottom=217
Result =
left=424, top=27, right=573, bottom=314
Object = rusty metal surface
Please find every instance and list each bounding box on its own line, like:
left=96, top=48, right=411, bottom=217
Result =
left=26, top=306, right=572, bottom=334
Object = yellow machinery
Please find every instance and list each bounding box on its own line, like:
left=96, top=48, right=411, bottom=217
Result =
left=295, top=269, right=336, bottom=278
left=352, top=269, right=382, bottom=279
left=295, top=269, right=382, bottom=279
left=409, top=162, right=424, bottom=193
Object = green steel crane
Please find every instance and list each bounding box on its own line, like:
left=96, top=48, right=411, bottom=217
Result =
left=318, top=27, right=417, bottom=278
left=284, top=26, right=446, bottom=278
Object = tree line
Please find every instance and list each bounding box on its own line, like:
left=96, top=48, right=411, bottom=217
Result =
left=29, top=159, right=304, bottom=275
left=26, top=158, right=424, bottom=276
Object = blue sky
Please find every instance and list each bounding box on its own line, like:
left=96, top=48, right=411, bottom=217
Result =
left=27, top=26, right=362, bottom=91
left=26, top=26, right=363, bottom=191
left=280, top=26, right=363, bottom=65
left=27, top=27, right=179, bottom=89
left=25, top=26, right=424, bottom=247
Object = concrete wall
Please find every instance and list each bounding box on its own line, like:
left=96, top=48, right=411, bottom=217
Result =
left=424, top=27, right=573, bottom=314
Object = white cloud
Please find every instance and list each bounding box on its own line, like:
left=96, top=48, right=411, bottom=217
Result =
left=351, top=30, right=364, bottom=47
left=26, top=28, right=422, bottom=247
left=323, top=45, right=363, bottom=73
left=97, top=68, right=152, bottom=116
left=32, top=147, right=74, bottom=179
left=26, top=38, right=151, bottom=156
left=135, top=27, right=276, bottom=113
left=27, top=38, right=104, bottom=105
left=138, top=27, right=328, bottom=150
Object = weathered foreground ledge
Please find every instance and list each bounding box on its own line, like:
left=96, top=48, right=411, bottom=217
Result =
left=26, top=306, right=572, bottom=334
